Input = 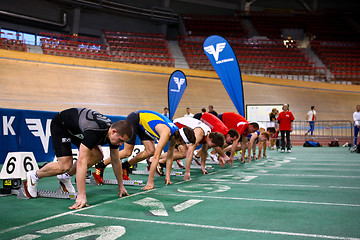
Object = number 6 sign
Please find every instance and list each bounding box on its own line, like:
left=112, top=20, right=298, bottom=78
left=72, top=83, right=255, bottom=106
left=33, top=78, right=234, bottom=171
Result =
left=0, top=152, right=39, bottom=180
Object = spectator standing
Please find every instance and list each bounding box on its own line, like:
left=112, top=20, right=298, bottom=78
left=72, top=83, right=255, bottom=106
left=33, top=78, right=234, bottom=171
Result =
left=184, top=107, right=194, bottom=118
left=208, top=105, right=218, bottom=116
left=353, top=105, right=360, bottom=146
left=305, top=106, right=317, bottom=136
left=277, top=104, right=295, bottom=153
left=163, top=107, right=170, bottom=118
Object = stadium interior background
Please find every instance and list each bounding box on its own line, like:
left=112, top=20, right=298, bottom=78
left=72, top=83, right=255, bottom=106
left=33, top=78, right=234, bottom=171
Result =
left=0, top=0, right=359, bottom=134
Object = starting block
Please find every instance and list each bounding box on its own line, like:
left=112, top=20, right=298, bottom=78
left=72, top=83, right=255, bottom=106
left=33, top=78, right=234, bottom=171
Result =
left=17, top=181, right=77, bottom=200
left=88, top=174, right=143, bottom=186
left=190, top=165, right=214, bottom=170
left=190, top=159, right=214, bottom=169
left=132, top=167, right=183, bottom=177
left=0, top=178, right=22, bottom=197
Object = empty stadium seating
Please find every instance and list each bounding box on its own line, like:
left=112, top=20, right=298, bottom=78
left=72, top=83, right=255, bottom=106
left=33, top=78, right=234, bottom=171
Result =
left=311, top=40, right=360, bottom=84
left=0, top=32, right=26, bottom=52
left=103, top=31, right=174, bottom=67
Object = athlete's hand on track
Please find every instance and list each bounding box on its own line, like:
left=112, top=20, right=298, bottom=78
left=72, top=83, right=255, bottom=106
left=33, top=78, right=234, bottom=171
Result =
left=183, top=173, right=191, bottom=181
left=165, top=178, right=173, bottom=185
left=69, top=195, right=89, bottom=210
left=118, top=186, right=129, bottom=198
left=218, top=156, right=225, bottom=167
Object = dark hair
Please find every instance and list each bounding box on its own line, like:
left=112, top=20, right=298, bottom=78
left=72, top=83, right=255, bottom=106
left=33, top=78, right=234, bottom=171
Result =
left=111, top=120, right=133, bottom=139
left=250, top=122, right=259, bottom=130
left=209, top=132, right=225, bottom=148
left=266, top=127, right=276, bottom=134
left=201, top=108, right=206, bottom=113
left=311, top=106, right=315, bottom=110
left=227, top=129, right=239, bottom=138
left=174, top=127, right=196, bottom=144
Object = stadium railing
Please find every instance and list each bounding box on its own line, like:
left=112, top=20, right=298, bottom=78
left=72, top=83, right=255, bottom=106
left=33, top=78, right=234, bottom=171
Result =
left=257, top=120, right=354, bottom=145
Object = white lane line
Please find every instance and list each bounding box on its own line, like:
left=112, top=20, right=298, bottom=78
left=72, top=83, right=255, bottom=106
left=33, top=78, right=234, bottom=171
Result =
left=329, top=186, right=360, bottom=189
left=0, top=189, right=155, bottom=235
left=246, top=167, right=360, bottom=172
left=0, top=166, right=228, bottom=235
left=173, top=199, right=203, bottom=212
left=72, top=213, right=360, bottom=240
left=201, top=181, right=360, bottom=190
left=208, top=182, right=322, bottom=188
left=236, top=173, right=360, bottom=178
left=286, top=163, right=360, bottom=166
left=152, top=193, right=360, bottom=207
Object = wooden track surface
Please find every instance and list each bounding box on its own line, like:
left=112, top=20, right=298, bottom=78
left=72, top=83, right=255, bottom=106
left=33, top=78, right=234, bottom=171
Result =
left=0, top=49, right=359, bottom=121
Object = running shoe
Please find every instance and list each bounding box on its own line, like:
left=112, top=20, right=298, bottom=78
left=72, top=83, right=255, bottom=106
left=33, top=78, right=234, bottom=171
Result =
left=281, top=149, right=285, bottom=153
left=57, top=173, right=76, bottom=193
left=208, top=152, right=219, bottom=164
left=146, top=158, right=151, bottom=171
left=156, top=163, right=165, bottom=176
left=94, top=162, right=105, bottom=184
left=287, top=149, right=292, bottom=153
left=123, top=167, right=130, bottom=181
left=25, top=171, right=38, bottom=198
left=176, top=159, right=185, bottom=169
left=192, top=155, right=201, bottom=166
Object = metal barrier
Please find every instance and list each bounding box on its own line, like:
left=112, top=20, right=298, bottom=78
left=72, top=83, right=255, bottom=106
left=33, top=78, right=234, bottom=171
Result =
left=257, top=120, right=354, bottom=144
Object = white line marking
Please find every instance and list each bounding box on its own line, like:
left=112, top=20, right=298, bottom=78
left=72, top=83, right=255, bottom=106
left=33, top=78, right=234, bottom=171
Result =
left=329, top=186, right=360, bottom=189
left=72, top=213, right=360, bottom=240
left=209, top=182, right=322, bottom=188
left=287, top=163, right=360, bottom=166
left=133, top=197, right=168, bottom=216
left=237, top=173, right=360, bottom=178
left=0, top=190, right=154, bottom=235
left=173, top=199, right=203, bottom=212
left=37, top=223, right=95, bottom=234
left=153, top=193, right=360, bottom=207
left=247, top=167, right=360, bottom=172
left=200, top=181, right=360, bottom=190
left=0, top=167, right=226, bottom=235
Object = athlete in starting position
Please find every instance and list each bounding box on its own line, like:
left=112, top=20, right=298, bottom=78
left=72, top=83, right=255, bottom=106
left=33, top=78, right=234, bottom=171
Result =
left=157, top=117, right=226, bottom=182
left=95, top=110, right=195, bottom=190
left=25, top=108, right=133, bottom=209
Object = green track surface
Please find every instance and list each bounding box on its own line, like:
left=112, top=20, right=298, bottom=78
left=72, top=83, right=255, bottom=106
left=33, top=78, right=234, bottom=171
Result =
left=0, top=146, right=359, bottom=240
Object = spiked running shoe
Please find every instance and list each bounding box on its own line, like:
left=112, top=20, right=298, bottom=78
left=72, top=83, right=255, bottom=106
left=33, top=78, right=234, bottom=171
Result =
left=146, top=158, right=152, bottom=171
left=123, top=167, right=130, bottom=181
left=57, top=173, right=75, bottom=193
left=25, top=171, right=38, bottom=198
left=175, top=159, right=185, bottom=169
left=156, top=163, right=165, bottom=176
left=93, top=163, right=105, bottom=184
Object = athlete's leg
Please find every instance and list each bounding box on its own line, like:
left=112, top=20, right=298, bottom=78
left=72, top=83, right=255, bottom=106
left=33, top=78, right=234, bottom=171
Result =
left=128, top=140, right=155, bottom=165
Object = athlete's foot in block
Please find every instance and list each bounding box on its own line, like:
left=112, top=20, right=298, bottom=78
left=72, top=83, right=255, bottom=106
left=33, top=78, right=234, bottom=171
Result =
left=201, top=169, right=208, bottom=175
left=183, top=173, right=191, bottom=181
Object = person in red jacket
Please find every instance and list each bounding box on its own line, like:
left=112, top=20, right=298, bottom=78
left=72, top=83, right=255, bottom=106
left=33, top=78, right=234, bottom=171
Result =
left=277, top=104, right=295, bottom=153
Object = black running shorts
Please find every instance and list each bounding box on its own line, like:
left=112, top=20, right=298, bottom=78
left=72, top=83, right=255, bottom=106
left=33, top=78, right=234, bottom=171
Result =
left=51, top=114, right=82, bottom=157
